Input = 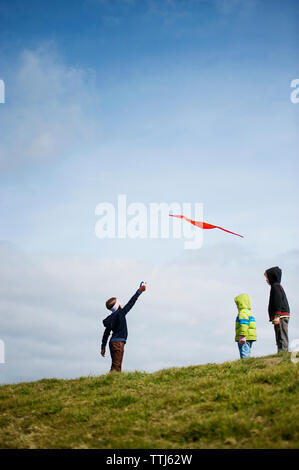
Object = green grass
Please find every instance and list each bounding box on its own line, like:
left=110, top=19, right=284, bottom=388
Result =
left=0, top=353, right=298, bottom=449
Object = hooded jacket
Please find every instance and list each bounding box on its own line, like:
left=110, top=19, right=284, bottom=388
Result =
left=101, top=289, right=142, bottom=350
left=235, top=293, right=257, bottom=342
left=265, top=267, right=290, bottom=322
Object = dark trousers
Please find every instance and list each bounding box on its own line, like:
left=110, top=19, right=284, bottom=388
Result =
left=274, top=318, right=289, bottom=352
left=109, top=341, right=125, bottom=372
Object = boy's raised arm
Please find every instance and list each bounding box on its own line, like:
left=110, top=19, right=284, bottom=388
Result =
left=122, top=284, right=146, bottom=316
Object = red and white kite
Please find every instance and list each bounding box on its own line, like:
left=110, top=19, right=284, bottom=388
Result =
left=169, top=214, right=244, bottom=238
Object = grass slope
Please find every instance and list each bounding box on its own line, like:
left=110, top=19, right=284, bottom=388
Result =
left=0, top=354, right=298, bottom=449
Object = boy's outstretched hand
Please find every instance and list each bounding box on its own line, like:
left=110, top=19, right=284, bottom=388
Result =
left=139, top=284, right=146, bottom=292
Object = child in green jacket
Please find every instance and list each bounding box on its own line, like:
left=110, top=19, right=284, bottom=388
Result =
left=235, top=293, right=257, bottom=359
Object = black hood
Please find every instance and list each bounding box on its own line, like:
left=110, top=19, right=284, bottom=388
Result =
left=266, top=266, right=282, bottom=285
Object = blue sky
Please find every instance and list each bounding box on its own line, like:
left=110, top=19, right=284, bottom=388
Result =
left=0, top=0, right=298, bottom=383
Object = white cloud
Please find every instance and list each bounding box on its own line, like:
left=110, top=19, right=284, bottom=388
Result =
left=0, top=45, right=101, bottom=173
left=0, top=241, right=298, bottom=384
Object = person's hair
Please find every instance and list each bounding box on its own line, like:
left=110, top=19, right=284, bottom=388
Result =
left=106, top=297, right=117, bottom=310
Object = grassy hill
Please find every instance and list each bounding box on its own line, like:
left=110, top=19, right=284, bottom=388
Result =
left=0, top=353, right=298, bottom=449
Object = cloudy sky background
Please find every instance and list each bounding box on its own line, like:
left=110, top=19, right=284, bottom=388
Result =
left=0, top=0, right=298, bottom=384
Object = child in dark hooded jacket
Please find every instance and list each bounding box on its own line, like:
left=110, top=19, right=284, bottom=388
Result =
left=264, top=266, right=290, bottom=353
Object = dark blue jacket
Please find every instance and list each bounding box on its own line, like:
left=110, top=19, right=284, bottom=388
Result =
left=101, top=289, right=142, bottom=349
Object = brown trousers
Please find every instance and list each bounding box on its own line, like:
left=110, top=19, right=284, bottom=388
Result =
left=109, top=341, right=125, bottom=372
